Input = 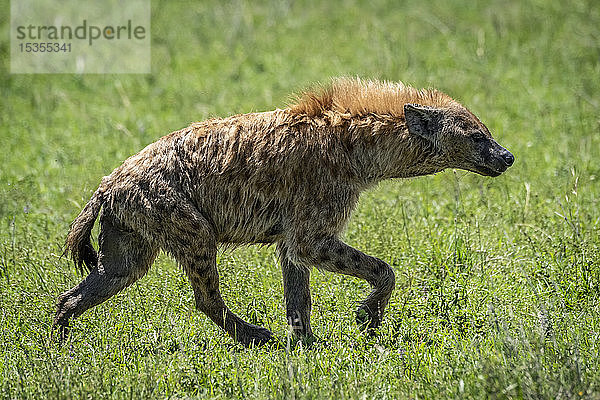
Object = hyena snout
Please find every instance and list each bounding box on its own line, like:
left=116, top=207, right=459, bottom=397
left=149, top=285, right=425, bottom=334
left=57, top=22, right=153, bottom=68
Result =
left=472, top=141, right=515, bottom=177
left=488, top=142, right=515, bottom=172
left=497, top=146, right=514, bottom=167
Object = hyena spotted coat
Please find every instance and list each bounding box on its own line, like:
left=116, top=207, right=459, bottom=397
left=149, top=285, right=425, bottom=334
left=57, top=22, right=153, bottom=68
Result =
left=55, top=78, right=514, bottom=346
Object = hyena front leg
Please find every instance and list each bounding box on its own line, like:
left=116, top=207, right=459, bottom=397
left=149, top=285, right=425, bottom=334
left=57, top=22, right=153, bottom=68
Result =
left=277, top=243, right=313, bottom=340
left=292, top=237, right=396, bottom=331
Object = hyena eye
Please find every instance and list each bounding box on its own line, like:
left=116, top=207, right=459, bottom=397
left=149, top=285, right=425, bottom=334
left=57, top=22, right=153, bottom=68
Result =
left=471, top=132, right=487, bottom=142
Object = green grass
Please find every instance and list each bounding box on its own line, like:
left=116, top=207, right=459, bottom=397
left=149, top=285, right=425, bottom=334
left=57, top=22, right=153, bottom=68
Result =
left=1, top=0, right=599, bottom=398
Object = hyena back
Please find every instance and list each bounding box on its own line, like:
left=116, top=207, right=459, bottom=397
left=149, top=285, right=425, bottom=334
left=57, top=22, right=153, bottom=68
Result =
left=54, top=78, right=514, bottom=346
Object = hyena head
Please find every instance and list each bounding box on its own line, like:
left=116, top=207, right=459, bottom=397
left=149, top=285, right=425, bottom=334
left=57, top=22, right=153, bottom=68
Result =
left=404, top=103, right=514, bottom=177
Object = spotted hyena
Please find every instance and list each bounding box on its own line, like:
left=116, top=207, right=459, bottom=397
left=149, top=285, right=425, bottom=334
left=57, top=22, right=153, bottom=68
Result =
left=54, top=78, right=514, bottom=346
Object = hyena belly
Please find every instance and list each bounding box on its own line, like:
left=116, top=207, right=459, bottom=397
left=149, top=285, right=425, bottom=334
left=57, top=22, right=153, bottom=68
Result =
left=194, top=181, right=288, bottom=245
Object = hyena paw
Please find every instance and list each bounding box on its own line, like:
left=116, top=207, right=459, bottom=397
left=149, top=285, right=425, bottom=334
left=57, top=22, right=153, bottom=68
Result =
left=240, top=324, right=275, bottom=347
left=355, top=304, right=382, bottom=332
left=50, top=322, right=70, bottom=344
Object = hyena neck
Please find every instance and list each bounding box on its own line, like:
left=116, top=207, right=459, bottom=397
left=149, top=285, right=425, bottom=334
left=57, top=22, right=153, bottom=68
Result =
left=345, top=119, right=448, bottom=185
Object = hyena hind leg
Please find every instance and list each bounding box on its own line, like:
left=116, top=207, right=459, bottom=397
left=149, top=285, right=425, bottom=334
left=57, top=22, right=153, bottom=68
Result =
left=53, top=214, right=158, bottom=342
left=162, top=207, right=275, bottom=347
left=180, top=251, right=275, bottom=347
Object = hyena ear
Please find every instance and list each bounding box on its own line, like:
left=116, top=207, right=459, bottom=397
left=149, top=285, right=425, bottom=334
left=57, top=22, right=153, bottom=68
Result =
left=403, top=103, right=442, bottom=140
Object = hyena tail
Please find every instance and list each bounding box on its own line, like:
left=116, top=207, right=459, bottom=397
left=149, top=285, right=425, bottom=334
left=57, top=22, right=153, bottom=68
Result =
left=63, top=187, right=105, bottom=274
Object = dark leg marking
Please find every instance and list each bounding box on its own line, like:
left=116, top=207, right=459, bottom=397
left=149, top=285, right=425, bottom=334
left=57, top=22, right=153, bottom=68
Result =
left=278, top=243, right=313, bottom=340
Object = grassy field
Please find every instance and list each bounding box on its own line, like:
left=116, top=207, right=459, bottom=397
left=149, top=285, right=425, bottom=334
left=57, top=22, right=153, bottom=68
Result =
left=1, top=0, right=599, bottom=398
